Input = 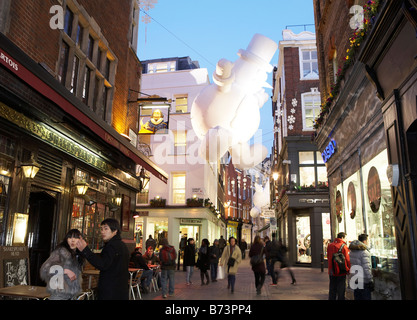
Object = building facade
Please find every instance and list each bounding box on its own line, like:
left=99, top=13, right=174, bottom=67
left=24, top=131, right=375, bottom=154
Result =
left=272, top=29, right=331, bottom=268
left=135, top=57, right=226, bottom=253
left=0, top=0, right=167, bottom=286
left=312, top=0, right=417, bottom=299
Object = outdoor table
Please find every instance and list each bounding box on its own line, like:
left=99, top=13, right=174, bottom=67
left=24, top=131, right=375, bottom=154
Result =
left=0, top=285, right=49, bottom=300
left=83, top=269, right=100, bottom=289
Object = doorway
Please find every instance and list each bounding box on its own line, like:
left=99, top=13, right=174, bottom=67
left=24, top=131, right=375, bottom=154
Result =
left=296, top=216, right=311, bottom=263
left=27, top=191, right=56, bottom=286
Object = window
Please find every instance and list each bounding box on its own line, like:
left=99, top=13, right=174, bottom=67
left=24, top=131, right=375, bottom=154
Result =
left=64, top=7, right=73, bottom=36
left=58, top=5, right=115, bottom=122
left=148, top=61, right=176, bottom=73
left=172, top=173, right=186, bottom=204
left=299, top=151, right=327, bottom=188
left=300, top=49, right=319, bottom=79
left=175, top=96, right=188, bottom=113
left=70, top=55, right=80, bottom=95
left=57, top=42, right=69, bottom=85
left=302, top=91, right=321, bottom=130
left=130, top=0, right=139, bottom=52
left=173, top=131, right=187, bottom=155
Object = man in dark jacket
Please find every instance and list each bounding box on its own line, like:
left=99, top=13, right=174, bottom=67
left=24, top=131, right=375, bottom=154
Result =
left=159, top=238, right=177, bottom=298
left=130, top=248, right=153, bottom=293
left=209, top=239, right=221, bottom=282
left=327, top=232, right=351, bottom=300
left=77, top=218, right=130, bottom=300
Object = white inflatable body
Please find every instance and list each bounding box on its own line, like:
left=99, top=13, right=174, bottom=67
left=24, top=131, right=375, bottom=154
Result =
left=191, top=34, right=278, bottom=170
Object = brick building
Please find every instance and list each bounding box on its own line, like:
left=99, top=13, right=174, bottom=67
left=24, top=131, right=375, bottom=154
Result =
left=0, top=0, right=167, bottom=287
left=271, top=29, right=330, bottom=268
left=312, top=0, right=417, bottom=299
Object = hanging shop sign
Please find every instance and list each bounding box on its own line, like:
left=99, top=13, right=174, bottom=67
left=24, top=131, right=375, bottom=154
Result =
left=321, top=139, right=337, bottom=163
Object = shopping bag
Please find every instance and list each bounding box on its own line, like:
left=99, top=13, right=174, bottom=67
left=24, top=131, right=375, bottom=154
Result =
left=217, top=265, right=225, bottom=280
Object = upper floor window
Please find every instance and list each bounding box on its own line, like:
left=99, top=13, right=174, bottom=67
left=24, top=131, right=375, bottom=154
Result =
left=173, top=130, right=187, bottom=155
left=299, top=151, right=327, bottom=188
left=174, top=96, right=188, bottom=113
left=58, top=4, right=117, bottom=123
left=301, top=90, right=321, bottom=131
left=148, top=61, right=176, bottom=73
left=172, top=173, right=186, bottom=204
left=300, top=49, right=319, bottom=80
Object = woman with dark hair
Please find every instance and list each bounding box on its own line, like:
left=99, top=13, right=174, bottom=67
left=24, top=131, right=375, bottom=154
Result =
left=220, top=237, right=242, bottom=293
left=77, top=218, right=130, bottom=300
left=197, top=239, right=210, bottom=285
left=40, top=229, right=85, bottom=300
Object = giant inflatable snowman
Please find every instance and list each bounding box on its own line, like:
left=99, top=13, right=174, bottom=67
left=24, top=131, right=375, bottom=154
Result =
left=191, top=34, right=278, bottom=170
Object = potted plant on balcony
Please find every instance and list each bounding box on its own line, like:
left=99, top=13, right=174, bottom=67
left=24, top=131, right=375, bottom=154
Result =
left=150, top=196, right=166, bottom=207
left=186, top=197, right=204, bottom=207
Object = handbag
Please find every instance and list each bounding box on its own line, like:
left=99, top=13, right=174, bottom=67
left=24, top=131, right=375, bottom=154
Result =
left=227, top=257, right=236, bottom=267
left=217, top=265, right=225, bottom=280
left=250, top=247, right=264, bottom=266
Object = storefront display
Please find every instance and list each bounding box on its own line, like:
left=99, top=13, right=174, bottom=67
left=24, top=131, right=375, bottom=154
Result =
left=333, top=150, right=397, bottom=272
left=296, top=216, right=311, bottom=263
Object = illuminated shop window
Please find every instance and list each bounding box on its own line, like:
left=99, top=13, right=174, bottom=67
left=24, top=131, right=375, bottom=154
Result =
left=172, top=173, right=186, bottom=204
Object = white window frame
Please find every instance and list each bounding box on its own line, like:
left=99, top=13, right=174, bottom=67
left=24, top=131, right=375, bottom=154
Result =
left=301, top=90, right=321, bottom=131
left=299, top=47, right=319, bottom=80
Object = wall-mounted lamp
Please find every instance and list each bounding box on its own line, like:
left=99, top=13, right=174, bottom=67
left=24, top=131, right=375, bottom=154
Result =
left=114, top=194, right=122, bottom=206
left=75, top=181, right=89, bottom=195
left=20, top=155, right=42, bottom=179
left=272, top=172, right=279, bottom=181
left=138, top=167, right=150, bottom=192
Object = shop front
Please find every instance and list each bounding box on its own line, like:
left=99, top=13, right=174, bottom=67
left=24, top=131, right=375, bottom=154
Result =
left=134, top=207, right=223, bottom=254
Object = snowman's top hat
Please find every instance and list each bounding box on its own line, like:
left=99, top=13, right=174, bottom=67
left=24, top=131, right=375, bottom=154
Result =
left=237, top=33, right=278, bottom=72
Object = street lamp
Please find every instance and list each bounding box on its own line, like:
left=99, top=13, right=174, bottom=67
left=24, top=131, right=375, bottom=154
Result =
left=272, top=172, right=279, bottom=181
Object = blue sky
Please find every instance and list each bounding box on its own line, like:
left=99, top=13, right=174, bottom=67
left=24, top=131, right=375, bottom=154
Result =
left=137, top=0, right=316, bottom=154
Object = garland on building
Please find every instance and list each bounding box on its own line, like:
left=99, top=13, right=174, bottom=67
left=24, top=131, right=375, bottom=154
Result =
left=313, top=0, right=381, bottom=130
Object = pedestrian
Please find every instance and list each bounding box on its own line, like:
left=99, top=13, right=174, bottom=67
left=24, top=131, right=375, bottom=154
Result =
left=349, top=234, right=374, bottom=300
left=249, top=235, right=266, bottom=295
left=146, top=235, right=157, bottom=251
left=77, top=218, right=130, bottom=300
left=40, top=229, right=85, bottom=300
left=197, top=238, right=210, bottom=285
left=327, top=232, right=351, bottom=300
left=130, top=248, right=153, bottom=293
left=277, top=239, right=296, bottom=285
left=218, top=235, right=226, bottom=255
left=159, top=238, right=177, bottom=298
left=263, top=236, right=271, bottom=275
left=209, top=239, right=221, bottom=282
left=183, top=238, right=196, bottom=285
left=220, top=236, right=242, bottom=293
left=266, top=234, right=280, bottom=286
left=240, top=238, right=248, bottom=259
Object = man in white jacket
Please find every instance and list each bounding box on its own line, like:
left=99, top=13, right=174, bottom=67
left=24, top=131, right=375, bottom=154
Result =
left=349, top=234, right=374, bottom=300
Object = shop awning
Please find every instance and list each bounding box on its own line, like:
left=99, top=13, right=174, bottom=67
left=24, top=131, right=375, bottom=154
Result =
left=0, top=34, right=168, bottom=183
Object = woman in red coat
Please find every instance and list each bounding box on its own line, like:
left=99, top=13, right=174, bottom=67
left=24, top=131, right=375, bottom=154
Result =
left=249, top=235, right=266, bottom=295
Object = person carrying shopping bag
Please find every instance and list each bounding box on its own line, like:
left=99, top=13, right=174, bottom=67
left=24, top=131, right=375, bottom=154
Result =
left=220, top=237, right=242, bottom=293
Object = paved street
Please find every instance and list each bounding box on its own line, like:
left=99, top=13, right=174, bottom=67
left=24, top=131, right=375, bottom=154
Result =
left=143, top=258, right=329, bottom=301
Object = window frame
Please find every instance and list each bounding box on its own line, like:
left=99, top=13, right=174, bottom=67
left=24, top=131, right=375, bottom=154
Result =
left=301, top=90, right=321, bottom=131
left=299, top=48, right=319, bottom=80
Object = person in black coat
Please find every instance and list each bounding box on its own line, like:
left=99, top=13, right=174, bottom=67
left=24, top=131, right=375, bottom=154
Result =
left=77, top=218, right=130, bottom=300
left=249, top=235, right=266, bottom=295
left=183, top=238, right=196, bottom=285
left=197, top=239, right=210, bottom=285
left=209, top=239, right=221, bottom=282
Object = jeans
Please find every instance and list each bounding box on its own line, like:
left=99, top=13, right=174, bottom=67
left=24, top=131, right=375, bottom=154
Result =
left=186, top=266, right=194, bottom=284
left=161, top=269, right=175, bottom=296
left=227, top=274, right=236, bottom=292
left=329, top=275, right=346, bottom=300
left=141, top=269, right=153, bottom=288
left=210, top=262, right=218, bottom=280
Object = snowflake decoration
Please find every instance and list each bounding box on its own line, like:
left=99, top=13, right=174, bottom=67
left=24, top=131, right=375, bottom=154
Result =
left=290, top=108, right=296, bottom=114
left=288, top=115, right=296, bottom=125
left=139, top=0, right=158, bottom=11
left=292, top=98, right=298, bottom=107
left=141, top=14, right=152, bottom=24
left=288, top=125, right=294, bottom=131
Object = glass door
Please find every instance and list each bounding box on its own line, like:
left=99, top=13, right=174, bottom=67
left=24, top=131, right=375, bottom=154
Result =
left=296, top=216, right=311, bottom=263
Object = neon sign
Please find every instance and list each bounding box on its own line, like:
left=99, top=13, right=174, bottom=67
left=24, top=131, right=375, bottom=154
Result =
left=321, top=139, right=337, bottom=163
